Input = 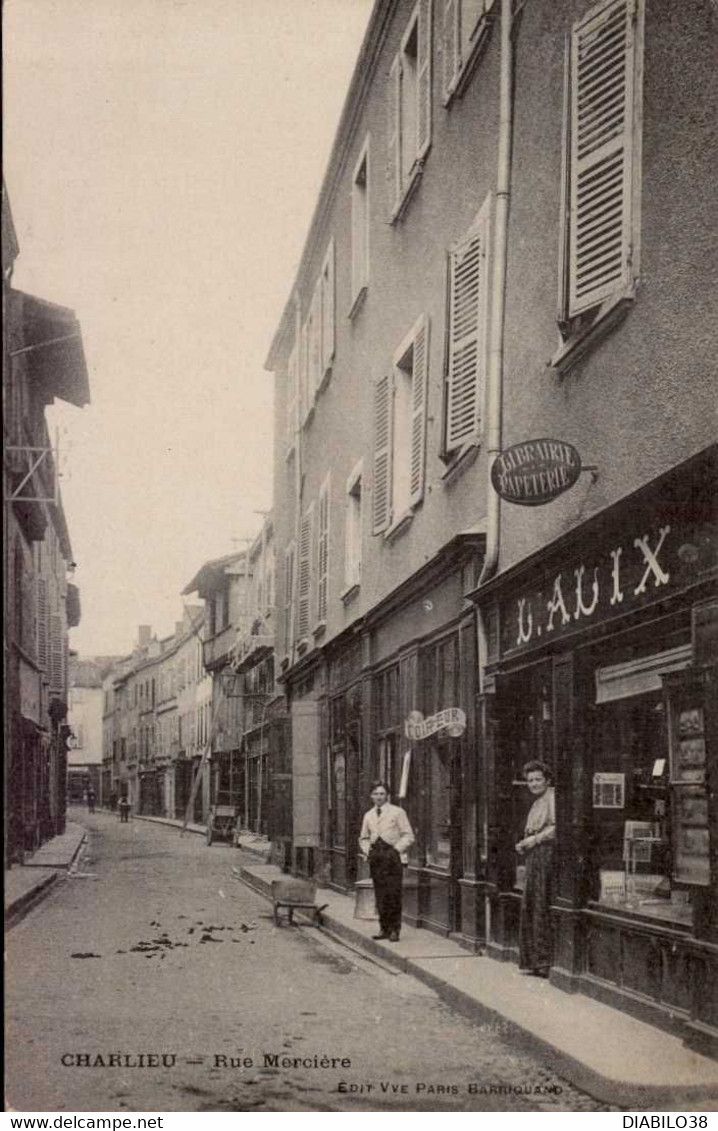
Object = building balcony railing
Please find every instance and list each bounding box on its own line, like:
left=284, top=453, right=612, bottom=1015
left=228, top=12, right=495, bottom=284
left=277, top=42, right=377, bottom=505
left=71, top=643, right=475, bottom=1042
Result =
left=229, top=632, right=275, bottom=674
left=202, top=624, right=241, bottom=672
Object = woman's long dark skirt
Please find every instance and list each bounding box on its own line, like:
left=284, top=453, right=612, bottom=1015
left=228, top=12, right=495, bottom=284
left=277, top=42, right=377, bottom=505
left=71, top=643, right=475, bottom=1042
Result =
left=519, top=842, right=554, bottom=972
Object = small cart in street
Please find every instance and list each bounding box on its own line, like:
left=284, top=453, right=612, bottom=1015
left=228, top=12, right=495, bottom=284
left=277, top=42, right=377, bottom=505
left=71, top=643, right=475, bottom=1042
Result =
left=206, top=804, right=238, bottom=846
left=271, top=878, right=329, bottom=927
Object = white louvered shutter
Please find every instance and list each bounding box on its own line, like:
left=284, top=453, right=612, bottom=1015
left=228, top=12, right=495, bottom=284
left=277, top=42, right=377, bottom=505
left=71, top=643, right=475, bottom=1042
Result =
left=297, top=506, right=314, bottom=641
left=50, top=613, right=63, bottom=690
left=37, top=578, right=48, bottom=669
left=409, top=315, right=430, bottom=506
left=317, top=479, right=330, bottom=624
left=322, top=240, right=335, bottom=375
left=373, top=373, right=393, bottom=534
left=417, top=0, right=433, bottom=160
left=446, top=210, right=488, bottom=452
left=569, top=0, right=636, bottom=315
left=387, top=56, right=402, bottom=216
left=442, top=0, right=460, bottom=100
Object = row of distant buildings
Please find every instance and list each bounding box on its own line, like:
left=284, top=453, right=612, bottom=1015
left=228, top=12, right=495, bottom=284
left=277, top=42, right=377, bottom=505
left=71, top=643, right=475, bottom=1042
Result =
left=3, top=182, right=90, bottom=866
left=67, top=518, right=292, bottom=856
left=256, top=0, right=717, bottom=1053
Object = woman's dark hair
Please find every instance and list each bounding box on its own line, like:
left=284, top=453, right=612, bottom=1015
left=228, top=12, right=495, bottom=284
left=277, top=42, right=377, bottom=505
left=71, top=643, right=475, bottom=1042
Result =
left=370, top=780, right=389, bottom=792
left=522, top=760, right=552, bottom=782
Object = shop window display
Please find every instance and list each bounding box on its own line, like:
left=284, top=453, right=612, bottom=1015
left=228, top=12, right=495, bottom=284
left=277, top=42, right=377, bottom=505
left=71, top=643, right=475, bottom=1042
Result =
left=425, top=738, right=452, bottom=869
left=421, top=635, right=462, bottom=871
left=591, top=690, right=693, bottom=924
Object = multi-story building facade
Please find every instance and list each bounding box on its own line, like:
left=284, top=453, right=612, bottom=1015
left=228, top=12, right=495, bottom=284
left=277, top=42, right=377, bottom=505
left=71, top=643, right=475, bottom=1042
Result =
left=226, top=517, right=290, bottom=851
left=102, top=612, right=212, bottom=821
left=265, top=0, right=717, bottom=1049
left=3, top=182, right=89, bottom=865
left=174, top=607, right=210, bottom=822
left=182, top=552, right=253, bottom=823
left=67, top=656, right=120, bottom=805
left=266, top=0, right=495, bottom=932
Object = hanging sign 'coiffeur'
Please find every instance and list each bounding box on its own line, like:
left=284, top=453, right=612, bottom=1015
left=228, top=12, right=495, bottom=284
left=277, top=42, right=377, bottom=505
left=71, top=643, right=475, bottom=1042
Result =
left=405, top=708, right=466, bottom=741
left=491, top=439, right=582, bottom=506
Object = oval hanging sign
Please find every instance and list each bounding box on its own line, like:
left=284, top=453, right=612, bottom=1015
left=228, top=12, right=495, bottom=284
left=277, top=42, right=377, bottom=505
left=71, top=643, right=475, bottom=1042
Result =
left=491, top=439, right=582, bottom=507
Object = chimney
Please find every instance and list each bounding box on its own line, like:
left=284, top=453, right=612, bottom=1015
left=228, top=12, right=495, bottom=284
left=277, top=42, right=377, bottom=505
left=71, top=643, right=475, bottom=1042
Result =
left=137, top=625, right=152, bottom=648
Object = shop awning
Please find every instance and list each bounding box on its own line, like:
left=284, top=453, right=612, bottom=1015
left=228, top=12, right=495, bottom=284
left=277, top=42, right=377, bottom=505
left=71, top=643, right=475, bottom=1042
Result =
left=14, top=291, right=90, bottom=409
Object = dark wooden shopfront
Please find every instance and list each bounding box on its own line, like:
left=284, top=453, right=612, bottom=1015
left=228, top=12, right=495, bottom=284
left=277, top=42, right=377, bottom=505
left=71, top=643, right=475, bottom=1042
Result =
left=475, top=447, right=718, bottom=1051
left=322, top=536, right=484, bottom=943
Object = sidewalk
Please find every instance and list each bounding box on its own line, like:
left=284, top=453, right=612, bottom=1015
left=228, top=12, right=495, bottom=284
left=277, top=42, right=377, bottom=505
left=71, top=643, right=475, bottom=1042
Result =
left=5, top=822, right=87, bottom=924
left=239, top=859, right=718, bottom=1110
left=132, top=812, right=272, bottom=861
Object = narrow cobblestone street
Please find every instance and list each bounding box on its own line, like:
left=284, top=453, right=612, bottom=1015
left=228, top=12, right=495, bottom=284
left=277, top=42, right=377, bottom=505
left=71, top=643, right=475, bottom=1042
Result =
left=5, top=811, right=620, bottom=1113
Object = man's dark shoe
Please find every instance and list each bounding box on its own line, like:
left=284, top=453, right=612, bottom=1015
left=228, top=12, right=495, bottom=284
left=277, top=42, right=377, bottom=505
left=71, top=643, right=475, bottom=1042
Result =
left=388, top=931, right=400, bottom=942
left=372, top=932, right=390, bottom=940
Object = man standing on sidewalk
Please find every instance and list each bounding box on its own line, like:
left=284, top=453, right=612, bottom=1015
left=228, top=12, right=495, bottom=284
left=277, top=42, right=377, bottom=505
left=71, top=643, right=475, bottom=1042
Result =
left=359, top=781, right=414, bottom=943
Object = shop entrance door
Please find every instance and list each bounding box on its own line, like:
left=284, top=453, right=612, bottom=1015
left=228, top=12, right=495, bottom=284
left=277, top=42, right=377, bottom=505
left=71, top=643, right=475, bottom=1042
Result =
left=424, top=735, right=464, bottom=933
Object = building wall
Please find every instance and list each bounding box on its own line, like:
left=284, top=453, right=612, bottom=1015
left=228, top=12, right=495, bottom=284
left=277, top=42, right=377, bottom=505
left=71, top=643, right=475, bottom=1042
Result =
left=496, top=0, right=717, bottom=574
left=271, top=0, right=503, bottom=666
left=67, top=684, right=104, bottom=800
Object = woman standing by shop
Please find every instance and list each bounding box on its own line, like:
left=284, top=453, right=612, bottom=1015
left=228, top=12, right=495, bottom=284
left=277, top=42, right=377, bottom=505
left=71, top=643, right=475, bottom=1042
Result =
left=516, top=760, right=555, bottom=977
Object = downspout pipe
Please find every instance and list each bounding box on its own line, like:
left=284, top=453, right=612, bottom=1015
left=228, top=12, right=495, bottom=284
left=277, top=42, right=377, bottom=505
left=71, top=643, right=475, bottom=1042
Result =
left=480, top=0, right=517, bottom=956
left=479, top=0, right=515, bottom=587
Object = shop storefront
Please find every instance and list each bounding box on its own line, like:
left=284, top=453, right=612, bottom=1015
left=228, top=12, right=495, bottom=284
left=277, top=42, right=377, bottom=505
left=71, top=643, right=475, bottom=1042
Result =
left=320, top=533, right=484, bottom=942
left=474, top=447, right=717, bottom=1051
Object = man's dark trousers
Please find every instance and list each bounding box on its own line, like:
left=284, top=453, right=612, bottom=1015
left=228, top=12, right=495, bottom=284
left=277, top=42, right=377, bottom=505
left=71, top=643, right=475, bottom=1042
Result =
left=369, top=838, right=403, bottom=936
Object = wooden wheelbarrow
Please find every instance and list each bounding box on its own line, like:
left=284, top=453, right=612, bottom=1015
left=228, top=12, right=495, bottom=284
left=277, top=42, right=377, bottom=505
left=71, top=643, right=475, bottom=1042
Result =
left=271, top=877, right=328, bottom=927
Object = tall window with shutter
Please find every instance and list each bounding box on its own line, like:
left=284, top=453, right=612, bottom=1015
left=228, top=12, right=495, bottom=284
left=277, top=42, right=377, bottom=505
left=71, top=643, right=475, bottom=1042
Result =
left=373, top=373, right=393, bottom=535
left=351, top=140, right=370, bottom=310
left=49, top=613, right=63, bottom=691
left=296, top=505, right=314, bottom=642
left=344, top=460, right=363, bottom=592
left=373, top=314, right=430, bottom=535
left=556, top=0, right=643, bottom=363
left=286, top=346, right=297, bottom=454
left=442, top=0, right=494, bottom=104
left=37, top=577, right=48, bottom=670
left=285, top=539, right=296, bottom=655
left=316, top=477, right=330, bottom=626
left=321, top=240, right=335, bottom=380
left=387, top=0, right=432, bottom=222
left=444, top=198, right=491, bottom=457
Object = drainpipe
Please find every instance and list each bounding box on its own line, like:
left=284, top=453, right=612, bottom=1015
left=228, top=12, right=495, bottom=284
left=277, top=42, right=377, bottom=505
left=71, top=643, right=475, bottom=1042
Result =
left=479, top=0, right=515, bottom=589
left=290, top=293, right=303, bottom=668
left=480, top=0, right=517, bottom=952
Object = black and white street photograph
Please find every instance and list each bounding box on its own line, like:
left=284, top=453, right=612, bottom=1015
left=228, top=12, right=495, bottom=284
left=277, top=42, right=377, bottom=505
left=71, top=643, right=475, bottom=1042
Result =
left=4, top=0, right=718, bottom=1118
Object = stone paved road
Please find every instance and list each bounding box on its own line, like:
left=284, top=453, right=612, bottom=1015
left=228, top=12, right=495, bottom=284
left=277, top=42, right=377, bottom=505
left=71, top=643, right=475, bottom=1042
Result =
left=6, top=810, right=621, bottom=1113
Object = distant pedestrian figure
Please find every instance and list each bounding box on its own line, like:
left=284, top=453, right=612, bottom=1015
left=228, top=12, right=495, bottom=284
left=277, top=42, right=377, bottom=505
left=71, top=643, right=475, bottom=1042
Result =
left=516, top=760, right=555, bottom=978
left=87, top=788, right=96, bottom=813
left=119, top=797, right=131, bottom=823
left=359, top=781, right=414, bottom=943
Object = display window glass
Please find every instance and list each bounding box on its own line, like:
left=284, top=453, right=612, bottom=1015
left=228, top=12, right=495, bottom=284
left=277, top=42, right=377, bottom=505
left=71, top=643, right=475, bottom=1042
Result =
left=591, top=688, right=693, bottom=925
left=420, top=634, right=462, bottom=872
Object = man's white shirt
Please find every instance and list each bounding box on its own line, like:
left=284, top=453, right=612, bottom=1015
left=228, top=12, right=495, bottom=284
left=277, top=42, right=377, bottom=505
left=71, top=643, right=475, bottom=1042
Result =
left=359, top=803, right=415, bottom=863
